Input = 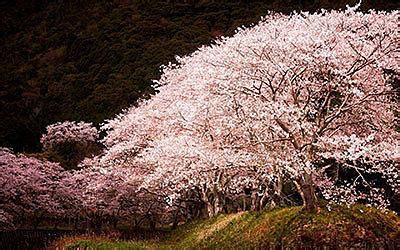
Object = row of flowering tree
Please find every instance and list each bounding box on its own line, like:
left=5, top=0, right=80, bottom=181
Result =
left=99, top=6, right=399, bottom=215
left=0, top=147, right=157, bottom=231
left=0, top=122, right=179, bottom=231
left=1, top=7, right=399, bottom=231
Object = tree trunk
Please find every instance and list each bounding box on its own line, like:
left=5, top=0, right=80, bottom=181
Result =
left=33, top=213, right=42, bottom=229
left=295, top=173, right=317, bottom=211
left=250, top=191, right=259, bottom=211
left=172, top=210, right=179, bottom=230
left=213, top=193, right=223, bottom=215
left=206, top=202, right=214, bottom=217
left=259, top=191, right=269, bottom=209
left=270, top=175, right=283, bottom=208
left=74, top=217, right=80, bottom=230
left=149, top=216, right=156, bottom=230
left=201, top=188, right=215, bottom=217
left=112, top=216, right=118, bottom=230
left=90, top=213, right=102, bottom=233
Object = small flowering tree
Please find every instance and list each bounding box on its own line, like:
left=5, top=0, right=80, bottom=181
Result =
left=41, top=121, right=98, bottom=149
left=41, top=121, right=101, bottom=169
left=101, top=7, right=399, bottom=214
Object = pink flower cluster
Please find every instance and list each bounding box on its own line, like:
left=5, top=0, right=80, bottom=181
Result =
left=0, top=148, right=67, bottom=229
left=40, top=121, right=98, bottom=150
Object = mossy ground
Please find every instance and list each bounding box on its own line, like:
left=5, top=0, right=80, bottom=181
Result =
left=59, top=205, right=399, bottom=249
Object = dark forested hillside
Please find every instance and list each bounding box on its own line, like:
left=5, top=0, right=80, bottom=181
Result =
left=1, top=0, right=399, bottom=152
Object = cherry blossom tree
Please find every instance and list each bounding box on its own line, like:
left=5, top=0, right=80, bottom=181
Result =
left=41, top=121, right=98, bottom=149
left=0, top=147, right=141, bottom=231
left=62, top=156, right=166, bottom=231
left=40, top=121, right=101, bottom=169
left=0, top=148, right=70, bottom=229
left=101, top=7, right=399, bottom=213
left=139, top=135, right=276, bottom=217
left=67, top=159, right=135, bottom=231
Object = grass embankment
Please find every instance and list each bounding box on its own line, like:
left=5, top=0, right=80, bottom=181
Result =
left=59, top=205, right=400, bottom=249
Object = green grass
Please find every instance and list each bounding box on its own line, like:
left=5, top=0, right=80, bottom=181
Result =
left=64, top=205, right=400, bottom=249
left=66, top=239, right=151, bottom=250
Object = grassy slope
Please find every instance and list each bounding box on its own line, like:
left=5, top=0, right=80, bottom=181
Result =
left=63, top=205, right=399, bottom=249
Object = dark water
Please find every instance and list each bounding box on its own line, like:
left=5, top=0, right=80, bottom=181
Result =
left=0, top=229, right=75, bottom=250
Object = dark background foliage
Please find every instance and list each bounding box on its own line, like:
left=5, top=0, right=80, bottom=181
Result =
left=1, top=0, right=399, bottom=152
